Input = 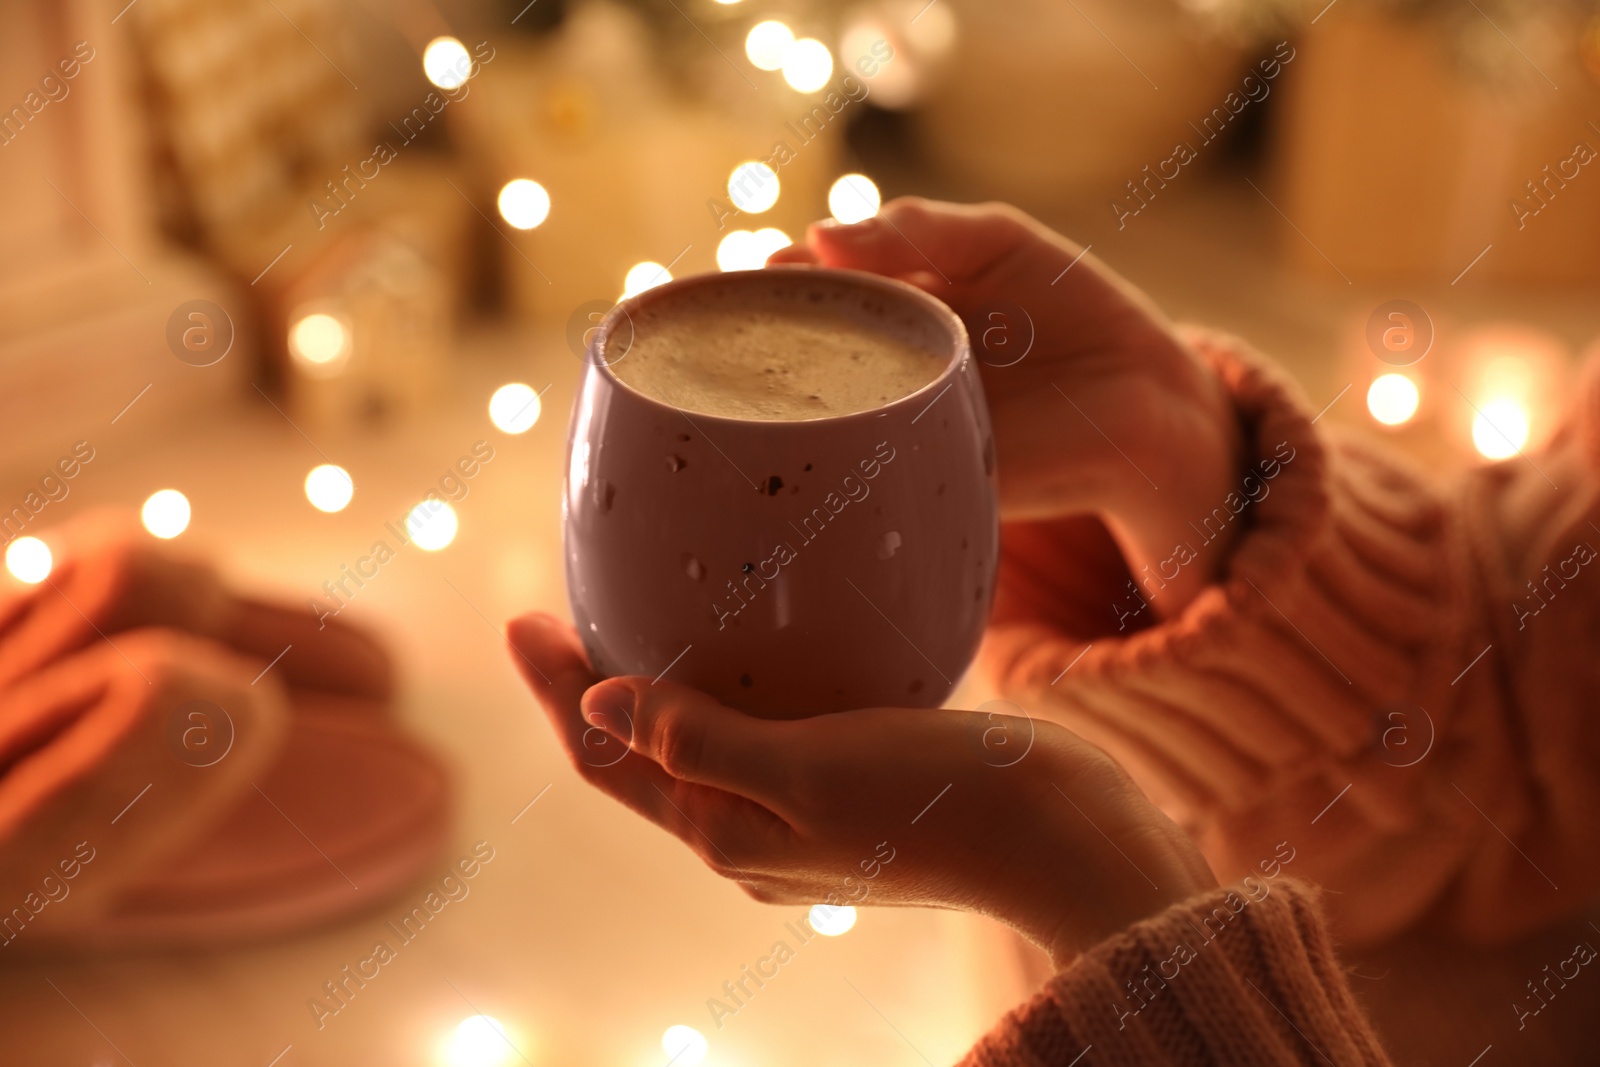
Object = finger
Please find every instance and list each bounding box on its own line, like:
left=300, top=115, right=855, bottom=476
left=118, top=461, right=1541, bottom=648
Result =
left=508, top=612, right=643, bottom=779
left=507, top=625, right=796, bottom=878
left=506, top=614, right=674, bottom=804
left=805, top=197, right=1030, bottom=283
left=577, top=686, right=790, bottom=877
left=581, top=677, right=791, bottom=803
left=504, top=617, right=684, bottom=812
left=505, top=644, right=791, bottom=877
left=765, top=244, right=819, bottom=266
left=506, top=612, right=597, bottom=724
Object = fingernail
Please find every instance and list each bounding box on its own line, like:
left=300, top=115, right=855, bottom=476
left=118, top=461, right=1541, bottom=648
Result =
left=814, top=217, right=870, bottom=238
left=824, top=216, right=881, bottom=238
left=508, top=611, right=555, bottom=640
left=583, top=681, right=635, bottom=732
left=585, top=708, right=626, bottom=737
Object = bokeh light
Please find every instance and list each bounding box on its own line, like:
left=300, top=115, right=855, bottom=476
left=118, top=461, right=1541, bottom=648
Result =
left=142, top=489, right=192, bottom=539
left=718, top=228, right=791, bottom=271
left=623, top=261, right=672, bottom=298
left=422, top=37, right=472, bottom=90
left=498, top=179, right=551, bottom=230
left=289, top=313, right=350, bottom=374
left=443, top=1015, right=516, bottom=1067
left=808, top=903, right=857, bottom=936
left=304, top=464, right=354, bottom=513
left=1472, top=399, right=1530, bottom=460
left=782, top=38, right=833, bottom=93
left=753, top=227, right=792, bottom=261
left=745, top=20, right=794, bottom=71
left=828, top=174, right=881, bottom=224
left=1366, top=374, right=1419, bottom=427
left=840, top=22, right=918, bottom=108
left=727, top=161, right=780, bottom=214
left=489, top=383, right=542, bottom=434
left=4, top=537, right=52, bottom=584
left=661, top=1025, right=708, bottom=1066
left=716, top=230, right=761, bottom=271
left=407, top=500, right=459, bottom=551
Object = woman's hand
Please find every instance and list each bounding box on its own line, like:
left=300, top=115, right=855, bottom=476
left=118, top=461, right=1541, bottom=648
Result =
left=509, top=613, right=1215, bottom=967
left=769, top=198, right=1244, bottom=615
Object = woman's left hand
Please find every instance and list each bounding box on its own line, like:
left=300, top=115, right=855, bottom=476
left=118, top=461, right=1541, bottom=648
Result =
left=508, top=613, right=1215, bottom=966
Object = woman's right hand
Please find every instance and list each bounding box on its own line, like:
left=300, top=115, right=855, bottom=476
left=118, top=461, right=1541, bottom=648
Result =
left=770, top=198, right=1244, bottom=616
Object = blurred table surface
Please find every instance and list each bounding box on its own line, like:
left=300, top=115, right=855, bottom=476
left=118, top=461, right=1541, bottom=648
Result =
left=2, top=177, right=1598, bottom=1067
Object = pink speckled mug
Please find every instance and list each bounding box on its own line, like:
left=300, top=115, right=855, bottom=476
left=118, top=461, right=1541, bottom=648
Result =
left=563, top=267, right=998, bottom=718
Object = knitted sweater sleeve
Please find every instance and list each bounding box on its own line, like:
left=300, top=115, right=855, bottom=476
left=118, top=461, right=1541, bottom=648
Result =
left=958, top=879, right=1392, bottom=1067
left=981, top=328, right=1600, bottom=946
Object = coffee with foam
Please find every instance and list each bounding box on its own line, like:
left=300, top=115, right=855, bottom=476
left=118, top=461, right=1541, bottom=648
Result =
left=611, top=277, right=949, bottom=421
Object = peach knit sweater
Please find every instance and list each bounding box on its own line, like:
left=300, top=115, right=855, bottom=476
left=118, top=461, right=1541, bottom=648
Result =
left=960, top=879, right=1391, bottom=1067
left=983, top=330, right=1600, bottom=948
left=965, top=330, right=1600, bottom=1063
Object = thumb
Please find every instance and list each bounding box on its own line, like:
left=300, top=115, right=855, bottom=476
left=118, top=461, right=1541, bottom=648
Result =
left=582, top=677, right=788, bottom=800
left=806, top=197, right=1030, bottom=284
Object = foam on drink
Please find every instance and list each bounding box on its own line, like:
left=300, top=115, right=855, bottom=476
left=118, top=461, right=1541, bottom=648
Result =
left=610, top=276, right=949, bottom=421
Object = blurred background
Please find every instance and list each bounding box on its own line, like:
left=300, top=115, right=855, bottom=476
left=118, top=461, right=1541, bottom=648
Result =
left=2, top=0, right=1599, bottom=1063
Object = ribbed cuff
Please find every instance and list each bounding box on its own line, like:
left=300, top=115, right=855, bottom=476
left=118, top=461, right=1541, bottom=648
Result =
left=978, top=329, right=1494, bottom=946
left=981, top=329, right=1467, bottom=819
left=958, top=879, right=1392, bottom=1067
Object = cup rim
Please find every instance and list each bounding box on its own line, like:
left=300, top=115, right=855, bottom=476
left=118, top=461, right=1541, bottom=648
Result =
left=587, top=265, right=972, bottom=428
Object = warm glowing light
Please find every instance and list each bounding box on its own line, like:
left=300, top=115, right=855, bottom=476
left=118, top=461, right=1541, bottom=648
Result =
left=718, top=228, right=790, bottom=271
left=753, top=227, right=792, bottom=261
left=828, top=173, right=881, bottom=224
left=497, top=179, right=551, bottom=230
left=716, top=230, right=761, bottom=271
left=727, top=161, right=780, bottom=214
left=406, top=500, right=458, bottom=551
left=1366, top=374, right=1419, bottom=427
left=809, top=903, right=857, bottom=936
left=304, top=464, right=354, bottom=513
left=782, top=38, right=833, bottom=93
left=5, top=537, right=51, bottom=584
left=745, top=20, right=794, bottom=70
left=712, top=0, right=743, bottom=5
left=289, top=313, right=350, bottom=373
left=661, top=1025, right=708, bottom=1066
left=142, top=489, right=192, bottom=539
left=1472, top=399, right=1530, bottom=460
left=623, top=261, right=671, bottom=298
left=423, top=37, right=473, bottom=90
left=489, top=383, right=542, bottom=434
left=444, top=1015, right=516, bottom=1067
left=841, top=22, right=918, bottom=108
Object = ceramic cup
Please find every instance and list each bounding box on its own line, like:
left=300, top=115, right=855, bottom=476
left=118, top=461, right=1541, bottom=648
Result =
left=563, top=266, right=998, bottom=718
